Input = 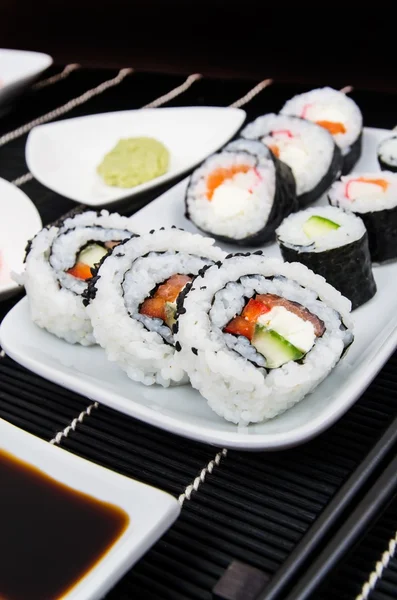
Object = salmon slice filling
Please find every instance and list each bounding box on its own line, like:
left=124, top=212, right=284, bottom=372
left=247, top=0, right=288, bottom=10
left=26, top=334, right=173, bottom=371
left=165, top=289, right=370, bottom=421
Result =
left=224, top=294, right=325, bottom=368
left=315, top=120, right=346, bottom=135
left=206, top=165, right=252, bottom=200
left=140, top=274, right=192, bottom=328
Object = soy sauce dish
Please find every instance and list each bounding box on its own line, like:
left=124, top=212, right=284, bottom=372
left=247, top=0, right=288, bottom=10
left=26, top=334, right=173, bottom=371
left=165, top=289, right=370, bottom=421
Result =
left=0, top=419, right=180, bottom=600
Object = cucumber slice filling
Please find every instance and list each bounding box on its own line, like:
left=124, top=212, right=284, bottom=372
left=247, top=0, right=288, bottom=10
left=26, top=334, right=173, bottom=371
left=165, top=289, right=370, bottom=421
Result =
left=303, top=215, right=340, bottom=239
left=252, top=324, right=305, bottom=369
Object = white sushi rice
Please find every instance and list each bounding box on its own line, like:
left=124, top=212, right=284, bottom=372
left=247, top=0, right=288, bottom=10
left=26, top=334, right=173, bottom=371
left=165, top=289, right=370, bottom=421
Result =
left=86, top=229, right=226, bottom=387
left=242, top=113, right=336, bottom=195
left=21, top=210, right=136, bottom=345
left=329, top=171, right=397, bottom=213
left=276, top=206, right=365, bottom=252
left=186, top=149, right=276, bottom=240
left=176, top=255, right=353, bottom=425
left=378, top=136, right=397, bottom=167
left=280, top=87, right=362, bottom=155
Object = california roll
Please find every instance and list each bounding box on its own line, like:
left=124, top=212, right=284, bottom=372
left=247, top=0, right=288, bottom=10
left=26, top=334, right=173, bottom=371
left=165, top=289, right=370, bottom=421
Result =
left=281, top=87, right=363, bottom=175
left=175, top=254, right=353, bottom=424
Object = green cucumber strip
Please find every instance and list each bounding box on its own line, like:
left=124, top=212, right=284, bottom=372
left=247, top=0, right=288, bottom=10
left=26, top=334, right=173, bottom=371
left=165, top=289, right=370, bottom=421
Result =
left=77, top=243, right=108, bottom=267
left=252, top=324, right=305, bottom=369
left=303, top=215, right=340, bottom=239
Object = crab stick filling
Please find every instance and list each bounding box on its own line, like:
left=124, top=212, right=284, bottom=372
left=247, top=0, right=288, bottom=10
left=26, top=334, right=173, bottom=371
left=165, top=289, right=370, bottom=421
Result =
left=300, top=103, right=347, bottom=136
left=67, top=241, right=118, bottom=280
left=206, top=165, right=263, bottom=218
left=139, top=274, right=192, bottom=328
left=345, top=177, right=389, bottom=201
left=224, top=294, right=325, bottom=367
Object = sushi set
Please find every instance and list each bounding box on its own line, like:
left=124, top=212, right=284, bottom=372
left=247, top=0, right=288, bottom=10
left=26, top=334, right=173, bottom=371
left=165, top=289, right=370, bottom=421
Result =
left=2, top=87, right=397, bottom=449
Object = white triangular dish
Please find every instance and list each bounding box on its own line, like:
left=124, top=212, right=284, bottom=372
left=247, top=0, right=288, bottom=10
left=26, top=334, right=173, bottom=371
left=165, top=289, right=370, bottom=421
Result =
left=26, top=106, right=246, bottom=205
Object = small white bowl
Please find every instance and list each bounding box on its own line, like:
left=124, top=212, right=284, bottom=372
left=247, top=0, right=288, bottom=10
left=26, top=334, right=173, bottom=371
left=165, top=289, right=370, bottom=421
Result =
left=0, top=48, right=53, bottom=113
left=26, top=106, right=246, bottom=205
left=0, top=417, right=180, bottom=600
left=0, top=177, right=42, bottom=300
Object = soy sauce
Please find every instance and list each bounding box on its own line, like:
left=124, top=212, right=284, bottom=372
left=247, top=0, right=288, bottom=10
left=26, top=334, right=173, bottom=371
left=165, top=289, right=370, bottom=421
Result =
left=0, top=449, right=129, bottom=600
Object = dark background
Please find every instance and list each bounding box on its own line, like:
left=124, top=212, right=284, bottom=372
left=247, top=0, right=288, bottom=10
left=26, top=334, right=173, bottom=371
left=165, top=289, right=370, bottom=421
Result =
left=2, top=0, right=396, bottom=91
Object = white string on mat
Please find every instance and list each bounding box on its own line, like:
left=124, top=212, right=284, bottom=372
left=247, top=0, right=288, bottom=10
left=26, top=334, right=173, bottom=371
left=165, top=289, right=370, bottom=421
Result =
left=12, top=172, right=34, bottom=187
left=178, top=449, right=228, bottom=506
left=144, top=73, right=202, bottom=108
left=0, top=68, right=134, bottom=148
left=356, top=529, right=397, bottom=600
left=340, top=85, right=354, bottom=94
left=0, top=349, right=5, bottom=359
left=49, top=402, right=98, bottom=445
left=32, top=63, right=81, bottom=90
left=230, top=78, right=273, bottom=108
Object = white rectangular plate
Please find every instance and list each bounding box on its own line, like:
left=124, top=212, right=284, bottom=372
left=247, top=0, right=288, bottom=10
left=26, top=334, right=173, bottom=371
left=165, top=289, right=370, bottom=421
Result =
left=26, top=107, right=246, bottom=205
left=0, top=418, right=180, bottom=600
left=1, top=127, right=396, bottom=450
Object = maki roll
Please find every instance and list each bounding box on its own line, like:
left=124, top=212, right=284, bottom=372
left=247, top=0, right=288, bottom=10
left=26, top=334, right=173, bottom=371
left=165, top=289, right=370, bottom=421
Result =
left=175, top=254, right=353, bottom=425
left=276, top=206, right=376, bottom=309
left=22, top=210, right=136, bottom=345
left=185, top=139, right=297, bottom=246
left=85, top=228, right=225, bottom=387
left=280, top=87, right=363, bottom=175
left=377, top=136, right=397, bottom=172
left=328, top=172, right=397, bottom=262
left=242, top=114, right=342, bottom=208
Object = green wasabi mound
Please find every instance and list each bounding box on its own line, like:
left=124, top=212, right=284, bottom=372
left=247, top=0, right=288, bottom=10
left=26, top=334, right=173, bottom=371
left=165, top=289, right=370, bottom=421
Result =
left=97, top=137, right=170, bottom=188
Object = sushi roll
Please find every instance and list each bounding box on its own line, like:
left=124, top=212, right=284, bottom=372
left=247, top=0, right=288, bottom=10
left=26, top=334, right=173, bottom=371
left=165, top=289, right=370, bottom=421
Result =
left=377, top=136, right=397, bottom=172
left=185, top=139, right=297, bottom=246
left=241, top=114, right=342, bottom=208
left=280, top=87, right=363, bottom=175
left=276, top=206, right=376, bottom=309
left=22, top=210, right=136, bottom=345
left=85, top=228, right=225, bottom=387
left=328, top=172, right=397, bottom=262
left=175, top=254, right=353, bottom=425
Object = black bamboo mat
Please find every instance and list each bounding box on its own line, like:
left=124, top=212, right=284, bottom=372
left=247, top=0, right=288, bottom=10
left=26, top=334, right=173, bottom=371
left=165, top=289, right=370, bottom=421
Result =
left=1, top=66, right=397, bottom=600
left=0, top=355, right=91, bottom=440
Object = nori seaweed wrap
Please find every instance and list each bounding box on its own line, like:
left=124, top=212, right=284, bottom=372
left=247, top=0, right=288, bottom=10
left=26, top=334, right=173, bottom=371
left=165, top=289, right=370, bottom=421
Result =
left=359, top=206, right=397, bottom=262
left=377, top=136, right=397, bottom=173
left=185, top=139, right=297, bottom=246
left=341, top=132, right=362, bottom=175
left=329, top=171, right=397, bottom=263
left=276, top=206, right=376, bottom=310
